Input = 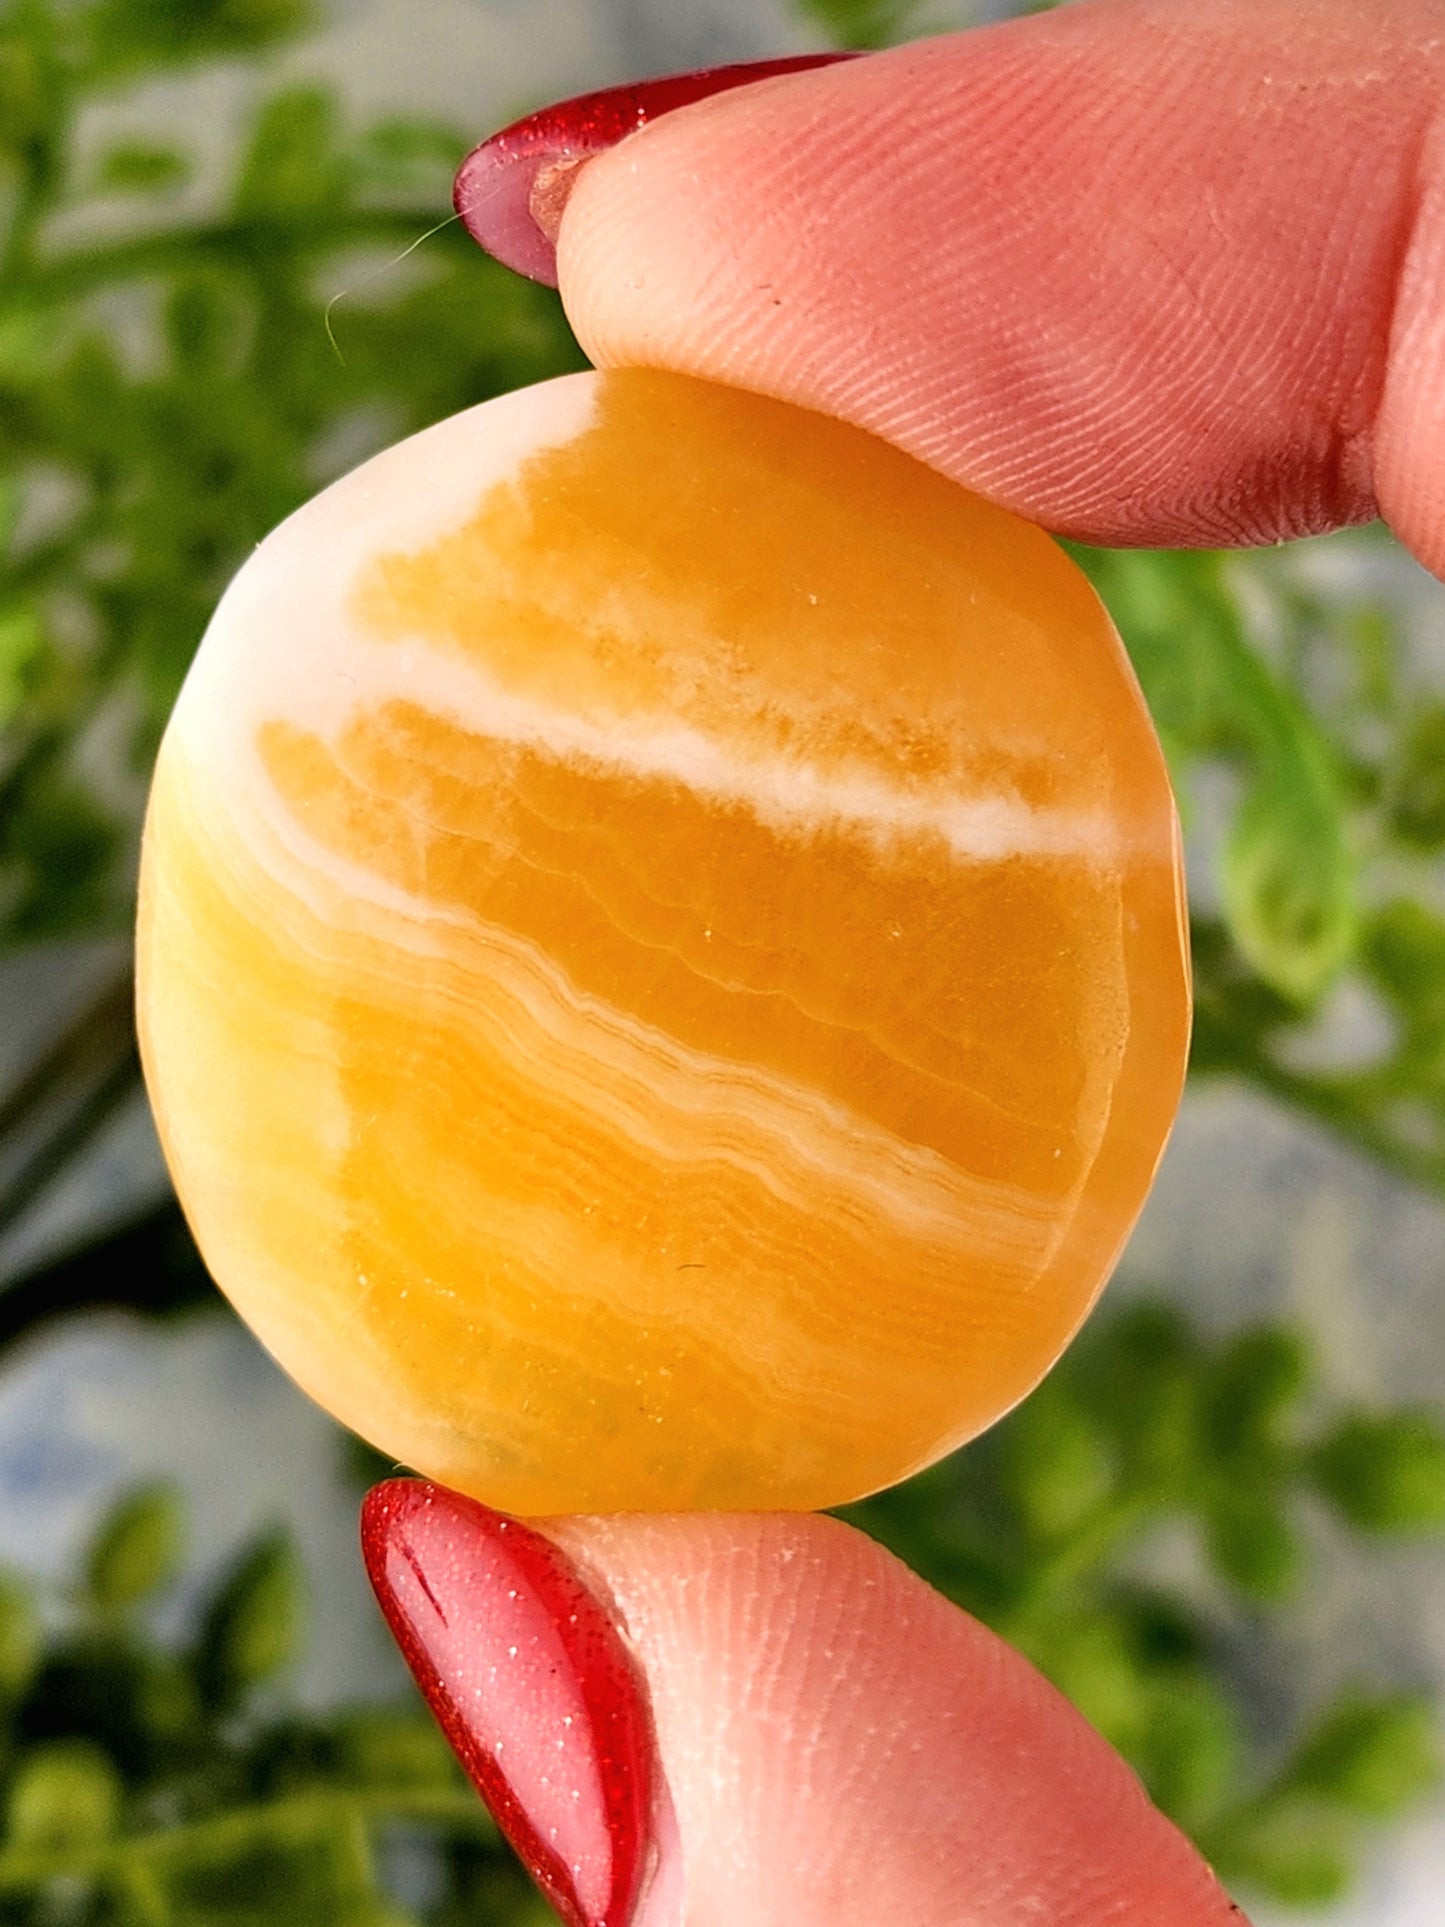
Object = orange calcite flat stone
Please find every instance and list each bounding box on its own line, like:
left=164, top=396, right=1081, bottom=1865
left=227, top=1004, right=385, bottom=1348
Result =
left=136, top=369, right=1189, bottom=1514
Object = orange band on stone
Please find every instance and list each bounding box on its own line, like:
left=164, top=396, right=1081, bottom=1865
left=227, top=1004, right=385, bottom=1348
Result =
left=137, top=369, right=1189, bottom=1514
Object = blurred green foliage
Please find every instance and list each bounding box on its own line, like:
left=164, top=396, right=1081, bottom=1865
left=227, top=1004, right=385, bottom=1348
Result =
left=1, top=0, right=582, bottom=945
left=0, top=1309, right=1434, bottom=1922
left=847, top=1301, right=1445, bottom=1906
left=797, top=0, right=932, bottom=48
left=1, top=0, right=1444, bottom=1920
left=1085, top=545, right=1445, bottom=1195
left=0, top=1486, right=556, bottom=1926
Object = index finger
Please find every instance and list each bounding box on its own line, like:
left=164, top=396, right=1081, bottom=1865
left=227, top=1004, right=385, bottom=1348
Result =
left=555, top=0, right=1445, bottom=578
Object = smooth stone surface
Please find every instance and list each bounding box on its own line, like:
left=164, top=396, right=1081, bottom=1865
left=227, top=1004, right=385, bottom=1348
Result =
left=137, top=369, right=1189, bottom=1513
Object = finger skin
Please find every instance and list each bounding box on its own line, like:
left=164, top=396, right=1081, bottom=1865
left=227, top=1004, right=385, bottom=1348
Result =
left=547, top=1512, right=1244, bottom=1925
left=557, top=0, right=1445, bottom=577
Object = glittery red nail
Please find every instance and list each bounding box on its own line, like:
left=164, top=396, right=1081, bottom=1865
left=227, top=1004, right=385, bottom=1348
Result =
left=361, top=1480, right=655, bottom=1927
left=454, top=53, right=858, bottom=285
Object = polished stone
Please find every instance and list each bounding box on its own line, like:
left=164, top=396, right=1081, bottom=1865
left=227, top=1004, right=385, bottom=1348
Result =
left=137, top=369, right=1189, bottom=1513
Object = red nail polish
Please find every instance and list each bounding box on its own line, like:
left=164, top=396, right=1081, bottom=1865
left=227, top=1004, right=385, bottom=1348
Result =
left=454, top=52, right=858, bottom=285
left=361, top=1480, right=655, bottom=1927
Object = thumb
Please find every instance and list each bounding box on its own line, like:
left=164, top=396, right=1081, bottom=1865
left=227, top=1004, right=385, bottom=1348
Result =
left=363, top=1481, right=1245, bottom=1926
left=554, top=0, right=1445, bottom=577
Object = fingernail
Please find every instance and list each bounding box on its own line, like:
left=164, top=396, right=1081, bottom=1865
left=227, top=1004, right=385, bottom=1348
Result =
left=362, top=1479, right=656, bottom=1927
left=454, top=52, right=858, bottom=286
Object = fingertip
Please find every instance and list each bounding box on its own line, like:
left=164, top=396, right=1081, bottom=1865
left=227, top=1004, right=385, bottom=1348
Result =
left=556, top=2, right=1445, bottom=558
left=550, top=1512, right=1246, bottom=1925
left=367, top=1488, right=1244, bottom=1923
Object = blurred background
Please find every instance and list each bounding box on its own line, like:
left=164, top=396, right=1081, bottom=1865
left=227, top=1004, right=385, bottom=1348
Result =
left=2, top=0, right=1444, bottom=1921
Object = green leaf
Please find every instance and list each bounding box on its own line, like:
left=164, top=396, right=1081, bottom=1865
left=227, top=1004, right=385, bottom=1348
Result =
left=154, top=1829, right=378, bottom=1926
left=232, top=86, right=345, bottom=219
left=1033, top=1614, right=1153, bottom=1751
left=1339, top=598, right=1398, bottom=716
left=1389, top=702, right=1445, bottom=850
left=1201, top=1326, right=1310, bottom=1464
left=329, top=1709, right=461, bottom=1792
left=1311, top=1408, right=1445, bottom=1532
left=0, top=761, right=122, bottom=944
left=1077, top=549, right=1222, bottom=773
left=1000, top=1386, right=1115, bottom=1541
left=1205, top=1488, right=1301, bottom=1602
left=0, top=1572, right=41, bottom=1701
left=166, top=270, right=252, bottom=377
left=85, top=1483, right=187, bottom=1610
left=333, top=1909, right=422, bottom=1927
left=353, top=115, right=463, bottom=195
left=27, top=1633, right=203, bottom=1779
left=195, top=1528, right=306, bottom=1713
left=93, top=140, right=191, bottom=194
left=792, top=0, right=927, bottom=49
left=86, top=0, right=312, bottom=76
left=1072, top=1302, right=1203, bottom=1491
left=0, top=600, right=47, bottom=728
left=0, top=28, right=53, bottom=150
left=0, top=473, right=20, bottom=550
left=1364, top=898, right=1445, bottom=1040
left=0, top=302, right=56, bottom=385
left=510, top=1897, right=571, bottom=1927
left=1082, top=546, right=1356, bottom=1003
left=1213, top=1800, right=1354, bottom=1906
left=5, top=1739, right=123, bottom=1850
left=1134, top=1671, right=1239, bottom=1828
left=1221, top=749, right=1354, bottom=1008
left=1286, top=1695, right=1441, bottom=1818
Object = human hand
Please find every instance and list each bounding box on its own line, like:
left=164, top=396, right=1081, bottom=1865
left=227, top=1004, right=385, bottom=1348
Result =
left=362, top=5, right=1445, bottom=1922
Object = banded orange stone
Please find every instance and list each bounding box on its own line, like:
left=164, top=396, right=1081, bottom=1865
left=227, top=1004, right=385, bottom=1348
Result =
left=137, top=369, right=1190, bottom=1514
